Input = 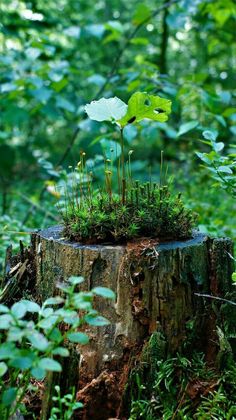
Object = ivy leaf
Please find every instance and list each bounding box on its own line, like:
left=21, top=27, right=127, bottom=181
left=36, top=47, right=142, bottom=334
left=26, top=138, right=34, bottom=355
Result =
left=85, top=97, right=128, bottom=122
left=118, top=92, right=171, bottom=127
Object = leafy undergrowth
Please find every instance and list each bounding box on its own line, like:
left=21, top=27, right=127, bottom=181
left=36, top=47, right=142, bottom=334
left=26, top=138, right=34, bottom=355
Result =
left=62, top=183, right=196, bottom=244
left=128, top=333, right=236, bottom=420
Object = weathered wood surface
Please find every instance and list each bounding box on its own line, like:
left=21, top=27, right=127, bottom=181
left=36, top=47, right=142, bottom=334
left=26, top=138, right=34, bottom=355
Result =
left=32, top=225, right=234, bottom=419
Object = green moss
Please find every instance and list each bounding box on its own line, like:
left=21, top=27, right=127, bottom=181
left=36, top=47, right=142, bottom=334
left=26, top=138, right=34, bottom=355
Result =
left=62, top=182, right=196, bottom=243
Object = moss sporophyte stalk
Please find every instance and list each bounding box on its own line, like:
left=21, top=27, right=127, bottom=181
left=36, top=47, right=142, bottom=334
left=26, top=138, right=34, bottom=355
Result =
left=60, top=92, right=196, bottom=243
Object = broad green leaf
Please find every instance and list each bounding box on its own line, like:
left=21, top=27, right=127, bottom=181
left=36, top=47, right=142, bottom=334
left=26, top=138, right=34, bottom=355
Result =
left=0, top=314, right=13, bottom=329
left=218, top=166, right=233, bottom=174
left=195, top=152, right=212, bottom=165
left=0, top=362, right=8, bottom=377
left=85, top=97, right=128, bottom=122
left=67, top=332, right=89, bottom=344
left=177, top=121, right=199, bottom=137
left=84, top=314, right=110, bottom=326
left=38, top=358, right=62, bottom=372
left=68, top=276, right=84, bottom=286
left=2, top=387, right=17, bottom=406
left=43, top=297, right=64, bottom=306
left=0, top=304, right=9, bottom=313
left=213, top=142, right=224, bottom=153
left=9, top=356, right=33, bottom=370
left=8, top=326, right=24, bottom=341
left=11, top=302, right=27, bottom=319
left=133, top=4, right=151, bottom=25
left=0, top=342, right=16, bottom=360
left=38, top=315, right=59, bottom=330
left=27, top=331, right=49, bottom=351
left=232, top=272, right=236, bottom=283
left=48, top=327, right=62, bottom=343
left=52, top=347, right=70, bottom=357
left=202, top=130, right=218, bottom=142
left=73, top=402, right=83, bottom=409
left=20, top=300, right=41, bottom=313
left=40, top=307, right=54, bottom=317
left=31, top=367, right=46, bottom=380
left=92, top=287, right=116, bottom=300
left=118, top=92, right=171, bottom=127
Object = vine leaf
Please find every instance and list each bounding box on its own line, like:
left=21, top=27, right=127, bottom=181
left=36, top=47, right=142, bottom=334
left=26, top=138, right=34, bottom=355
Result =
left=84, top=97, right=127, bottom=122
left=118, top=92, right=172, bottom=127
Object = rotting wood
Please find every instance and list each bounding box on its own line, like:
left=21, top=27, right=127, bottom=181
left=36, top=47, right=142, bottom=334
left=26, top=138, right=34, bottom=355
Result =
left=31, top=225, right=234, bottom=419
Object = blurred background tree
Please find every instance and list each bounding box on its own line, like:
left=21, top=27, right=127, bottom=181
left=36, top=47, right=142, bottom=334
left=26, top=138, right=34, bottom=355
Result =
left=0, top=0, right=235, bottom=270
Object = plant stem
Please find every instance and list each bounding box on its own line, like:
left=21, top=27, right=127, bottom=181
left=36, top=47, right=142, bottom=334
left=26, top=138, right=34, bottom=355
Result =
left=120, top=128, right=125, bottom=204
left=160, top=150, right=164, bottom=188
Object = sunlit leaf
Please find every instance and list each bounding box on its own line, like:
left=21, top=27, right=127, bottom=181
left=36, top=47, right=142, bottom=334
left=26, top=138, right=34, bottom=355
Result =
left=85, top=97, right=128, bottom=122
left=119, top=92, right=171, bottom=127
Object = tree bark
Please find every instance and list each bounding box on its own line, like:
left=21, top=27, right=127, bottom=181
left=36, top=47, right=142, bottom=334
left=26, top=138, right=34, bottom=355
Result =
left=32, top=226, right=234, bottom=419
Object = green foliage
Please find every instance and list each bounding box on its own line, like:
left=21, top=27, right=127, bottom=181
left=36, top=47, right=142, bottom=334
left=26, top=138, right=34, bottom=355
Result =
left=196, top=130, right=236, bottom=198
left=0, top=277, right=114, bottom=419
left=129, top=347, right=236, bottom=420
left=49, top=385, right=83, bottom=420
left=118, top=92, right=171, bottom=126
left=84, top=92, right=171, bottom=127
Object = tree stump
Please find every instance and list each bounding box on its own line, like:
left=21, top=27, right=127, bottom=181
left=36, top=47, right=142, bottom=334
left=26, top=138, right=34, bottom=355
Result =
left=32, top=225, right=234, bottom=419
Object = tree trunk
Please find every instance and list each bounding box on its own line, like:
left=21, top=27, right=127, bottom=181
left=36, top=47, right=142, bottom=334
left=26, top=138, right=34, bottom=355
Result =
left=32, top=225, right=234, bottom=419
